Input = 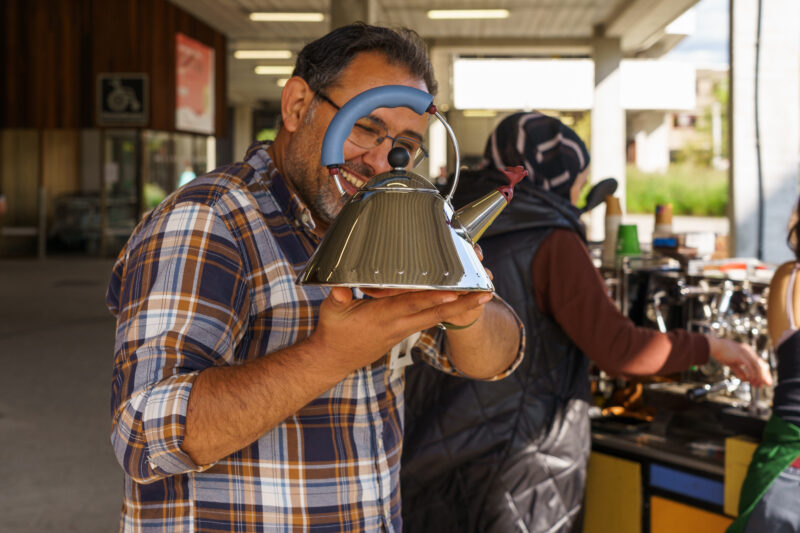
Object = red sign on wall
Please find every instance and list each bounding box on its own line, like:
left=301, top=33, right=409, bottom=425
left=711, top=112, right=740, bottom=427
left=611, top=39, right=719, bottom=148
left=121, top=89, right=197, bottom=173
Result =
left=176, top=33, right=215, bottom=135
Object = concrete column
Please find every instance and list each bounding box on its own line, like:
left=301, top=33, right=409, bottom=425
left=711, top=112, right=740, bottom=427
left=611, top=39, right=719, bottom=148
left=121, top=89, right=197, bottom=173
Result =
left=232, top=104, right=253, bottom=162
left=428, top=47, right=453, bottom=179
left=631, top=111, right=670, bottom=174
left=330, top=0, right=376, bottom=28
left=731, top=0, right=800, bottom=262
left=590, top=37, right=626, bottom=241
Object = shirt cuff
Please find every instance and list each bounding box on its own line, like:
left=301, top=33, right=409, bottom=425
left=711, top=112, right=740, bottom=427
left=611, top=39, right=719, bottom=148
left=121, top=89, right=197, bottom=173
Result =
left=140, top=372, right=216, bottom=477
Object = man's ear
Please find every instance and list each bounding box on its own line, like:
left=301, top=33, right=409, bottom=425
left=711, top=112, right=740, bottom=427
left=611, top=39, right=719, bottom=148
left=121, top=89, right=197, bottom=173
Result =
left=280, top=76, right=314, bottom=133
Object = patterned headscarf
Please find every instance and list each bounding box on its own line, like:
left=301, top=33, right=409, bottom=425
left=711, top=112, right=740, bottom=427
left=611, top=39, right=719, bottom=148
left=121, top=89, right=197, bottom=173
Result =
left=482, top=112, right=590, bottom=201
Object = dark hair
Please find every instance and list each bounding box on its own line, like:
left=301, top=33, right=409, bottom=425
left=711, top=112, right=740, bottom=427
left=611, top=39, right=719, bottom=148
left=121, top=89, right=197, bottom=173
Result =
left=789, top=196, right=800, bottom=262
left=293, top=22, right=437, bottom=95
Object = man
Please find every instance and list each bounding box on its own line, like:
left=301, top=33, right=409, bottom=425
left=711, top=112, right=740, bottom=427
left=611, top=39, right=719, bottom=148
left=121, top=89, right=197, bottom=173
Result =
left=106, top=23, right=522, bottom=532
left=401, top=112, right=772, bottom=532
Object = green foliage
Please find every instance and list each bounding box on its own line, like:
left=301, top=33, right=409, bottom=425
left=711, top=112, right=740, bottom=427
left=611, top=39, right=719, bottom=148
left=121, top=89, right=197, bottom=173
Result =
left=626, top=163, right=728, bottom=216
left=143, top=183, right=167, bottom=210
left=256, top=128, right=276, bottom=141
left=713, top=79, right=730, bottom=159
left=672, top=140, right=714, bottom=167
left=572, top=112, right=591, bottom=152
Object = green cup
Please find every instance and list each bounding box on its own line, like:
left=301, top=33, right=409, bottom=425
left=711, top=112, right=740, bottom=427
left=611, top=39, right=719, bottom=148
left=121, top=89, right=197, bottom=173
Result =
left=616, top=224, right=641, bottom=256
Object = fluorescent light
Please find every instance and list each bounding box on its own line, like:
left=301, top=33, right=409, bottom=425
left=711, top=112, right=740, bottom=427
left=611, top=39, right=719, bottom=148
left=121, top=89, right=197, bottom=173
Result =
left=249, top=12, right=324, bottom=22
left=254, top=66, right=295, bottom=75
left=463, top=109, right=498, bottom=118
left=276, top=78, right=288, bottom=87
left=234, top=50, right=292, bottom=60
left=427, top=9, right=509, bottom=20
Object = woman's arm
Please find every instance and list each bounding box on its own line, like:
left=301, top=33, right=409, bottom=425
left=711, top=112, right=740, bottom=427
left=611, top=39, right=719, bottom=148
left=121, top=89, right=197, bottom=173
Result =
left=532, top=229, right=708, bottom=376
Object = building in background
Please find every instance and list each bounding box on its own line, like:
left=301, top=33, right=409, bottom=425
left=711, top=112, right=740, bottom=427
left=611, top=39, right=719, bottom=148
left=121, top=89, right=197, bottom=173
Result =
left=0, top=0, right=227, bottom=257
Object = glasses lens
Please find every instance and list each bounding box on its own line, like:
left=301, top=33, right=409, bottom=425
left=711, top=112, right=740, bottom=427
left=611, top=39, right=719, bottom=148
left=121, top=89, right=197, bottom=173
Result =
left=348, top=118, right=386, bottom=150
left=346, top=117, right=428, bottom=169
left=392, top=137, right=426, bottom=168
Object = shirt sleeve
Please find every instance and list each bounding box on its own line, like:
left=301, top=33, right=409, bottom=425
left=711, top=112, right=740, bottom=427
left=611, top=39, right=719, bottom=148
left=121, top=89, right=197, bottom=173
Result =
left=532, top=229, right=709, bottom=376
left=108, top=201, right=250, bottom=484
left=413, top=294, right=526, bottom=380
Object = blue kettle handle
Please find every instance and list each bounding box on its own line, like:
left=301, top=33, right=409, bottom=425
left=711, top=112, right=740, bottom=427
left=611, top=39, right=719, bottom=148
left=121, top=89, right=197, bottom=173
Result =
left=320, top=85, right=434, bottom=167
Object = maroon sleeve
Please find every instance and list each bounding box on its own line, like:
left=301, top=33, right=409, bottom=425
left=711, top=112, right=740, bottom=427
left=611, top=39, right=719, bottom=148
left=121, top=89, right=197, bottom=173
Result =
left=532, top=229, right=709, bottom=376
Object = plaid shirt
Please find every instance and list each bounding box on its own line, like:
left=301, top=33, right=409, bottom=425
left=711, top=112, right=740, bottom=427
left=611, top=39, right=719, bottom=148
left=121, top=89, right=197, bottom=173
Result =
left=107, top=142, right=523, bottom=532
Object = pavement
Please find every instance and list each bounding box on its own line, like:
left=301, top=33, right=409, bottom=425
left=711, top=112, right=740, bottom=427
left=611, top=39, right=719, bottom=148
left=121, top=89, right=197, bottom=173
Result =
left=0, top=258, right=121, bottom=532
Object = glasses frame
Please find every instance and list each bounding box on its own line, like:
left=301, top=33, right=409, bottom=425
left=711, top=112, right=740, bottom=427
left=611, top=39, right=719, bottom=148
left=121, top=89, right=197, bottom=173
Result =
left=315, top=91, right=429, bottom=168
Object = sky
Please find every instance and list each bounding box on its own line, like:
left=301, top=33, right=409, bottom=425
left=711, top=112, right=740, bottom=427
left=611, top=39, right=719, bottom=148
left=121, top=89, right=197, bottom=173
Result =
left=665, top=0, right=729, bottom=68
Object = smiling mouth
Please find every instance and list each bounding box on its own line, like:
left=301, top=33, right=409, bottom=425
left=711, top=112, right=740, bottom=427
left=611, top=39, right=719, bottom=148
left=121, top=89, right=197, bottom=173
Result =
left=339, top=167, right=370, bottom=194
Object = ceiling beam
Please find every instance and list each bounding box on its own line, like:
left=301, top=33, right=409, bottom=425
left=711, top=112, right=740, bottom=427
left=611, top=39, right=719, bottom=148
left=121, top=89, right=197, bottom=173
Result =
left=604, top=0, right=699, bottom=53
left=428, top=37, right=593, bottom=57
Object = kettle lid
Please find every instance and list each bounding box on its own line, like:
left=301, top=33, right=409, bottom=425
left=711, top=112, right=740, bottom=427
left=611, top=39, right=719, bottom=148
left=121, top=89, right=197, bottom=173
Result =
left=363, top=168, right=438, bottom=192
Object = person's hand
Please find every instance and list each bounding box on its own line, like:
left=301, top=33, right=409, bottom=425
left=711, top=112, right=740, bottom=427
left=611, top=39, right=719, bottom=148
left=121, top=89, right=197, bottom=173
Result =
left=706, top=335, right=773, bottom=387
left=310, top=285, right=492, bottom=374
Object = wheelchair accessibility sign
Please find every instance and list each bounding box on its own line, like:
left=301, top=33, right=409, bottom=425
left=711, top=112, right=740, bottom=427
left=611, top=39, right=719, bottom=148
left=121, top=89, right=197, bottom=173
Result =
left=97, top=74, right=148, bottom=126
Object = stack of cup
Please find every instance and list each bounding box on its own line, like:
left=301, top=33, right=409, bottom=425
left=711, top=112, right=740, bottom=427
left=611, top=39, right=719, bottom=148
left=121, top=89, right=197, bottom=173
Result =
left=602, top=196, right=623, bottom=268
left=654, top=203, right=674, bottom=237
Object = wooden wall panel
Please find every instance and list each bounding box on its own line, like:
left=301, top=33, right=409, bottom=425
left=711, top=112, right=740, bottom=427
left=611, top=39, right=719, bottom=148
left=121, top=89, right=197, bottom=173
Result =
left=0, top=130, right=40, bottom=226
left=42, top=129, right=80, bottom=219
left=2, top=0, right=226, bottom=135
left=1, top=0, right=85, bottom=128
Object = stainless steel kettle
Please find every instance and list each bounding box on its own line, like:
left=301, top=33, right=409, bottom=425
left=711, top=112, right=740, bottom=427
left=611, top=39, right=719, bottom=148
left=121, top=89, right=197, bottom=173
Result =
left=297, top=85, right=525, bottom=291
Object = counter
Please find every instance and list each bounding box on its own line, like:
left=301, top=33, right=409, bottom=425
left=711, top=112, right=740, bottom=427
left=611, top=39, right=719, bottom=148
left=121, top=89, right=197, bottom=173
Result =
left=583, top=383, right=765, bottom=533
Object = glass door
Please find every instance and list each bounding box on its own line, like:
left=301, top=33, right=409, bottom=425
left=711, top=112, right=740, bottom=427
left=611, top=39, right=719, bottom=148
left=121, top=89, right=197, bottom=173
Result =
left=101, top=129, right=139, bottom=254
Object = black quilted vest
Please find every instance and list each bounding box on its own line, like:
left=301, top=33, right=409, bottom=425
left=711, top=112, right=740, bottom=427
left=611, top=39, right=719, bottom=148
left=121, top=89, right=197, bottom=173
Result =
left=401, top=184, right=592, bottom=533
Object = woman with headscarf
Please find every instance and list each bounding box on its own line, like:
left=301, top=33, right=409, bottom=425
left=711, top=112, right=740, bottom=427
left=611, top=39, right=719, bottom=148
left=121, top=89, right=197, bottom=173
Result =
left=400, top=112, right=771, bottom=532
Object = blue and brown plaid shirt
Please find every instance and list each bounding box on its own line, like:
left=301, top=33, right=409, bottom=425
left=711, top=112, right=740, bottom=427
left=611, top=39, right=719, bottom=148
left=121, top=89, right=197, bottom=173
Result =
left=107, top=142, right=523, bottom=532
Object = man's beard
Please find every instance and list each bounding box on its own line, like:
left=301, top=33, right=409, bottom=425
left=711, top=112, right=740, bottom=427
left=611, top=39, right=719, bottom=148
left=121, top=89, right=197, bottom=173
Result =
left=283, top=105, right=375, bottom=225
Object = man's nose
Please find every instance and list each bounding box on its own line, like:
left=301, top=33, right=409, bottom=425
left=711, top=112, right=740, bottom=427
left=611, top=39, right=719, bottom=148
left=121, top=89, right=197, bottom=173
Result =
left=361, top=138, right=395, bottom=175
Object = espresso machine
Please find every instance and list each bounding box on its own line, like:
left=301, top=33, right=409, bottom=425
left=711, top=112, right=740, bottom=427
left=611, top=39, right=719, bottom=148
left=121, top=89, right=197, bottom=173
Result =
left=597, top=254, right=776, bottom=438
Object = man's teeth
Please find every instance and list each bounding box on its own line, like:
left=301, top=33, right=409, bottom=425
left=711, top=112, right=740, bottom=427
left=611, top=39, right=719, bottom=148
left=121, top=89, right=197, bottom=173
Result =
left=340, top=168, right=365, bottom=187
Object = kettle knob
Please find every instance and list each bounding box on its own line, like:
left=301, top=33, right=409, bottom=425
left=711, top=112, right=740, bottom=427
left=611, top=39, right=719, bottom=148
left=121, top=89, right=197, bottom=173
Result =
left=388, top=146, right=410, bottom=169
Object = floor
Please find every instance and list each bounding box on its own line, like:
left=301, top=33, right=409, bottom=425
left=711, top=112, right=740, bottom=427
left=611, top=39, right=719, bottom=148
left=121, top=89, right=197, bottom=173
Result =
left=0, top=258, right=121, bottom=532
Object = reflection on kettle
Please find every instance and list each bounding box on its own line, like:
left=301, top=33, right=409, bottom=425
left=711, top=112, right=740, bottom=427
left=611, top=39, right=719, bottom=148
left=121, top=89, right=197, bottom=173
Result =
left=297, top=85, right=525, bottom=291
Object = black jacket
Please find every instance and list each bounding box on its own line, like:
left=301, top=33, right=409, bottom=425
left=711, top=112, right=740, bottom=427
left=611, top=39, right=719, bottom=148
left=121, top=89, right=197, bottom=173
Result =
left=401, top=171, right=592, bottom=532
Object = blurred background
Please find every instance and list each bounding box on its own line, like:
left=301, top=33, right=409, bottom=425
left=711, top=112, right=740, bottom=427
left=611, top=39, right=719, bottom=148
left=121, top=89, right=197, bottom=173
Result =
left=0, top=0, right=798, bottom=531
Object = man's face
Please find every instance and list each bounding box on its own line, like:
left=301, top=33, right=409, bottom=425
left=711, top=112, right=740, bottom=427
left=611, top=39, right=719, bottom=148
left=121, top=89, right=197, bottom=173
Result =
left=282, top=51, right=429, bottom=227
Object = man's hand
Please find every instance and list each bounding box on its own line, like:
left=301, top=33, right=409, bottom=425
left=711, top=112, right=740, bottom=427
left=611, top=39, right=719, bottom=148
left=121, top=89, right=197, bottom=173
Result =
left=706, top=335, right=773, bottom=387
left=311, top=286, right=492, bottom=374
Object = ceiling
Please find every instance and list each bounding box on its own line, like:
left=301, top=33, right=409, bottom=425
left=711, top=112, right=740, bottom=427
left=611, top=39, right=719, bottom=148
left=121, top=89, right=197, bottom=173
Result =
left=168, top=0, right=698, bottom=105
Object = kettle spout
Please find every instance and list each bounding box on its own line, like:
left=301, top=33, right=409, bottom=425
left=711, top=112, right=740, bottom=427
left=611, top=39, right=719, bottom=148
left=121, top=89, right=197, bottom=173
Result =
left=453, top=166, right=527, bottom=242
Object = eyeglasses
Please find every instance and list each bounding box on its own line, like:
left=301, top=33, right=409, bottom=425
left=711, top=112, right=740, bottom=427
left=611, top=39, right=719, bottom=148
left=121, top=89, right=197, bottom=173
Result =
left=316, top=91, right=429, bottom=168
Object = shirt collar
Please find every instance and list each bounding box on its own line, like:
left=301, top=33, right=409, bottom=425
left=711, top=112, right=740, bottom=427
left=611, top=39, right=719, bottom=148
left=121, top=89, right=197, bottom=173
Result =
left=245, top=141, right=318, bottom=235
